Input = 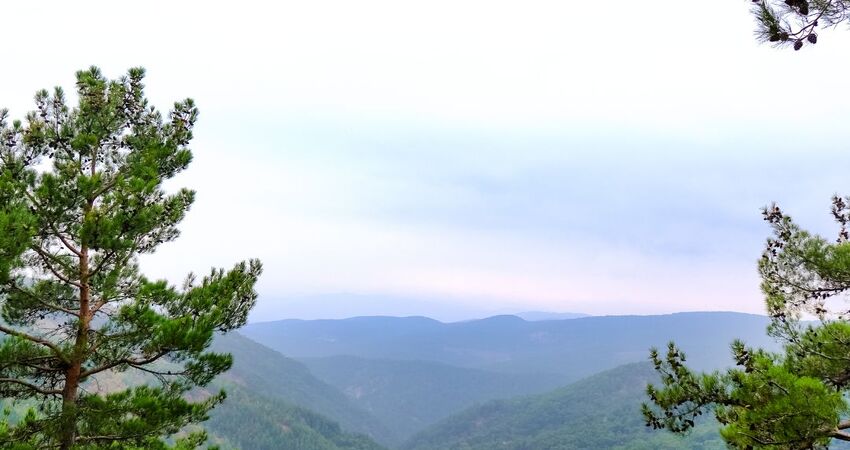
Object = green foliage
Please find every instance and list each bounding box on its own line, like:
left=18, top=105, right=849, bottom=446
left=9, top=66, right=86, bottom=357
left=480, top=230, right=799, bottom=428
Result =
left=644, top=198, right=850, bottom=449
left=405, top=362, right=726, bottom=450
left=750, top=0, right=848, bottom=50
left=0, top=67, right=261, bottom=448
left=0, top=333, right=391, bottom=450
left=204, top=383, right=386, bottom=450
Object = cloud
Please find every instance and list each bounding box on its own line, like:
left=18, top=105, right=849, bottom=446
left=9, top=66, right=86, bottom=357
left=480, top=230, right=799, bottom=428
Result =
left=4, top=0, right=850, bottom=319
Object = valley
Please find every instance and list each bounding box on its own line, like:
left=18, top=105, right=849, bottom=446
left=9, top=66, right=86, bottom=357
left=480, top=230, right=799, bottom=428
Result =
left=201, top=311, right=776, bottom=449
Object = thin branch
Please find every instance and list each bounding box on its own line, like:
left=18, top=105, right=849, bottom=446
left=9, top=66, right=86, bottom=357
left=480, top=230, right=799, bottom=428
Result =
left=0, top=324, right=69, bottom=364
left=831, top=430, right=850, bottom=442
left=30, top=246, right=83, bottom=289
left=88, top=249, right=116, bottom=280
left=0, top=377, right=62, bottom=396
left=80, top=349, right=169, bottom=378
left=9, top=283, right=80, bottom=317
left=21, top=189, right=82, bottom=257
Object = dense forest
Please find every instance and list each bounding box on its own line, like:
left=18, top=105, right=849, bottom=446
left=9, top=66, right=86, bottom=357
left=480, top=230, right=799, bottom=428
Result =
left=204, top=384, right=385, bottom=450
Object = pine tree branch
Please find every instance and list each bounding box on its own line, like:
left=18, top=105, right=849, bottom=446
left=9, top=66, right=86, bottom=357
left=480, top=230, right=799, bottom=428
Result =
left=88, top=249, right=118, bottom=280
left=90, top=173, right=121, bottom=200
left=90, top=246, right=137, bottom=315
left=30, top=246, right=83, bottom=289
left=129, top=364, right=185, bottom=377
left=18, top=360, right=64, bottom=372
left=0, top=324, right=69, bottom=364
left=80, top=349, right=169, bottom=378
left=831, top=430, right=850, bottom=441
left=0, top=377, right=62, bottom=396
left=21, top=189, right=82, bottom=258
left=9, top=283, right=80, bottom=317
left=76, top=431, right=156, bottom=444
left=52, top=229, right=82, bottom=258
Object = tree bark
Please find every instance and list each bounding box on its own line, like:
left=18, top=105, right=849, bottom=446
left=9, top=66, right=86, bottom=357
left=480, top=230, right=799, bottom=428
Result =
left=59, top=244, right=90, bottom=450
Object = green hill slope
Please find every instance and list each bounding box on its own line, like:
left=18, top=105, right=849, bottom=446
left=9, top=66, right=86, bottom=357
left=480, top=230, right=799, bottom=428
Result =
left=205, top=383, right=386, bottom=450
left=300, top=355, right=565, bottom=440
left=403, top=362, right=725, bottom=450
left=23, top=332, right=394, bottom=447
left=211, top=333, right=399, bottom=446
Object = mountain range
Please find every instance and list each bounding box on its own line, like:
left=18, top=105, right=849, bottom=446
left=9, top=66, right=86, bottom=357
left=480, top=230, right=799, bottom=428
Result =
left=211, top=311, right=780, bottom=447
left=241, top=312, right=776, bottom=380
left=0, top=311, right=782, bottom=449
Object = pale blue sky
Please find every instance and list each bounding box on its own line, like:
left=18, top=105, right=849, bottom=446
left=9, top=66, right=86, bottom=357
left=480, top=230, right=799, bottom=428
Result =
left=4, top=0, right=850, bottom=319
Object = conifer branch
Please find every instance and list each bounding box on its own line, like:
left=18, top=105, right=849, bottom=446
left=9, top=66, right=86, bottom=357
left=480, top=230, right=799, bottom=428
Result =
left=0, top=377, right=62, bottom=396
left=0, top=324, right=68, bottom=364
left=9, top=283, right=81, bottom=317
left=80, top=349, right=170, bottom=378
left=30, top=246, right=82, bottom=289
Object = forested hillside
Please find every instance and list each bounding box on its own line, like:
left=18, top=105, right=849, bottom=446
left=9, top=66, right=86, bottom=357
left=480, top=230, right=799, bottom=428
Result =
left=211, top=333, right=397, bottom=445
left=0, top=338, right=390, bottom=450
left=403, top=362, right=725, bottom=450
left=205, top=383, right=386, bottom=450
left=300, top=355, right=565, bottom=439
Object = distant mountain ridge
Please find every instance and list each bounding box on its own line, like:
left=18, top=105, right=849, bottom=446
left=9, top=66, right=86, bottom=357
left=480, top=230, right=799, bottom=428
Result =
left=208, top=312, right=785, bottom=448
left=242, top=311, right=776, bottom=381
left=513, top=311, right=590, bottom=321
left=248, top=293, right=539, bottom=323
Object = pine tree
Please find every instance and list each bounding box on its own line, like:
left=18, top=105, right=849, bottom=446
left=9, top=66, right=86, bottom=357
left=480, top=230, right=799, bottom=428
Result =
left=642, top=198, right=850, bottom=448
left=749, top=0, right=849, bottom=50
left=0, top=67, right=262, bottom=449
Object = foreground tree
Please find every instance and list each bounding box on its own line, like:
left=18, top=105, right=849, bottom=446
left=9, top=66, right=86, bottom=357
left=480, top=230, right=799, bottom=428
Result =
left=642, top=197, right=850, bottom=448
left=750, top=0, right=850, bottom=50
left=0, top=67, right=262, bottom=448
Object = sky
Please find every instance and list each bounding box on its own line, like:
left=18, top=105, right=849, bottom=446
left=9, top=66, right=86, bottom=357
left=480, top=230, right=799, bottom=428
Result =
left=4, top=1, right=850, bottom=321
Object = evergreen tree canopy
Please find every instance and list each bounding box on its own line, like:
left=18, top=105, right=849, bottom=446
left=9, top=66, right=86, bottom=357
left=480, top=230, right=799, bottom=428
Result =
left=0, top=67, right=262, bottom=449
left=750, top=0, right=850, bottom=50
left=643, top=197, right=850, bottom=449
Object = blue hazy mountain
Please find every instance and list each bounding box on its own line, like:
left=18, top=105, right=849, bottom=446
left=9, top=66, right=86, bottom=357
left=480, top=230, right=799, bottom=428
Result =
left=512, top=311, right=590, bottom=321
left=248, top=294, right=535, bottom=323
left=241, top=312, right=776, bottom=381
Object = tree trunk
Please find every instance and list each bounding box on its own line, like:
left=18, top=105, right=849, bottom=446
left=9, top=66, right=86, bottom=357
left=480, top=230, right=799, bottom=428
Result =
left=59, top=246, right=90, bottom=450
left=59, top=362, right=81, bottom=450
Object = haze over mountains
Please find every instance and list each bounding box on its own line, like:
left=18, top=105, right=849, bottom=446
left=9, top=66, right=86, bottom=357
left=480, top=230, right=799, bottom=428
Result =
left=247, top=293, right=591, bottom=323
left=241, top=312, right=775, bottom=379
left=180, top=311, right=778, bottom=449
